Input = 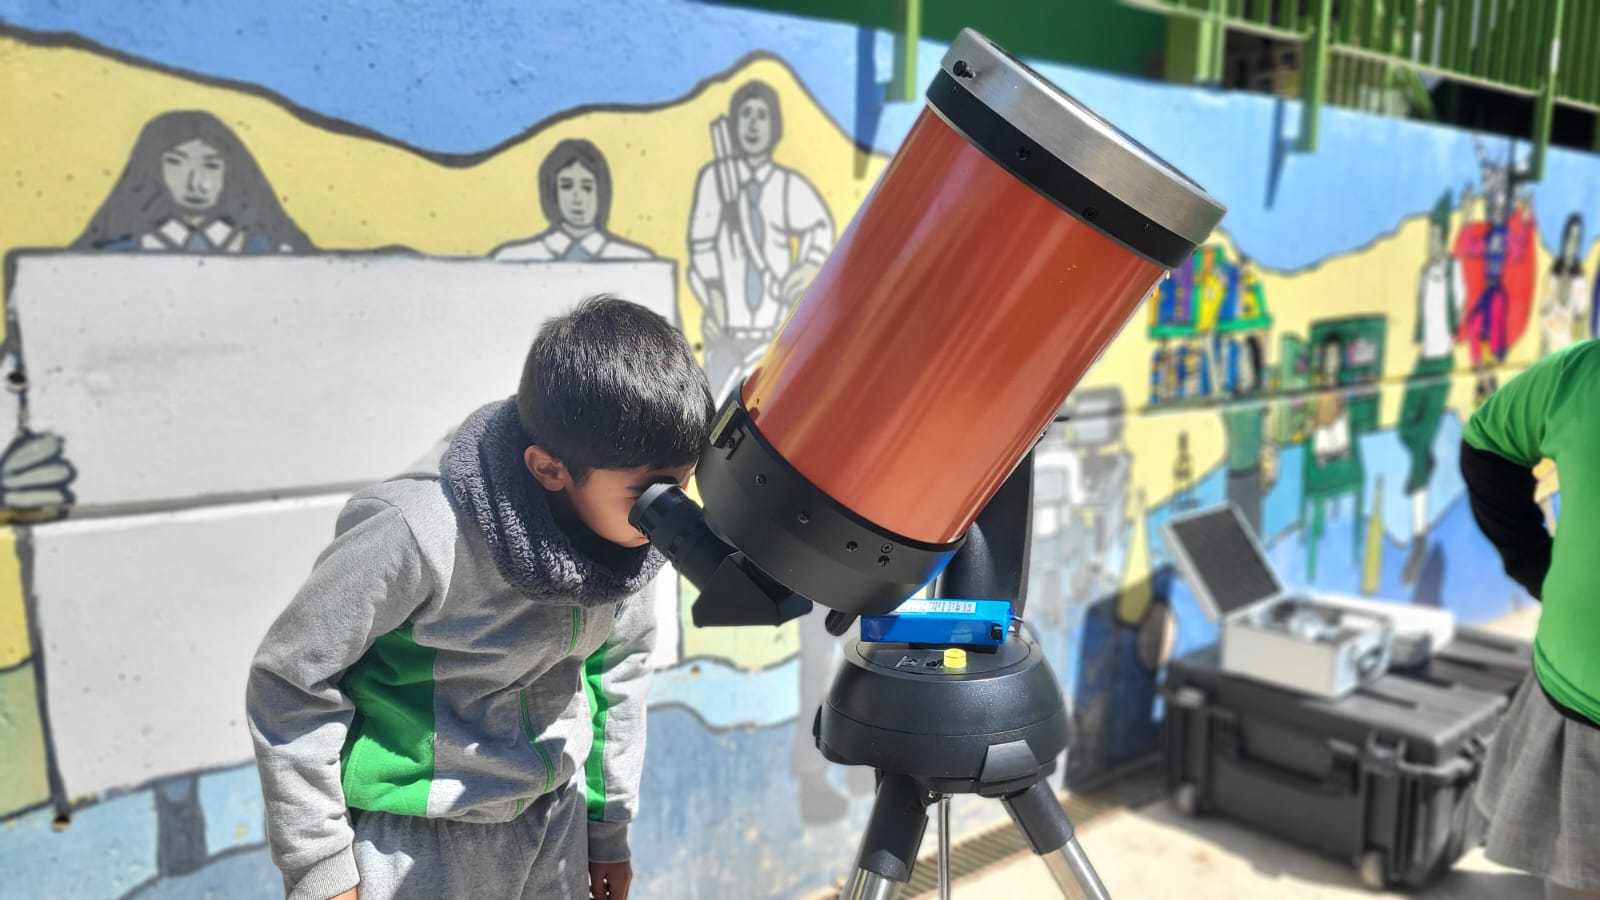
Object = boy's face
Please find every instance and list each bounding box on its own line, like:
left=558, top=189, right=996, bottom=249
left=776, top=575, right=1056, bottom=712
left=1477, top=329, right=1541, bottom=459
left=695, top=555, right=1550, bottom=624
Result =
left=569, top=465, right=697, bottom=548
left=525, top=446, right=694, bottom=548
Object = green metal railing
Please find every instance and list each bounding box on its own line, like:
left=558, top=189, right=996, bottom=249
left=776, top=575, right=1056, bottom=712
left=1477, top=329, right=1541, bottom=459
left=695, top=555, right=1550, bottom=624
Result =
left=1124, top=0, right=1600, bottom=177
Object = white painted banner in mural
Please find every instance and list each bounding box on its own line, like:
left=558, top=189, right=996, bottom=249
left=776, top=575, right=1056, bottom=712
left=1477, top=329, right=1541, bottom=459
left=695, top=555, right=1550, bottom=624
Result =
left=7, top=254, right=677, bottom=509
left=29, top=495, right=346, bottom=800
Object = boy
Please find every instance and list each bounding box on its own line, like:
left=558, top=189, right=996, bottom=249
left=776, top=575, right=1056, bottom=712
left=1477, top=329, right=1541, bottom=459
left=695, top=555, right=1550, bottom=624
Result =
left=247, top=296, right=714, bottom=900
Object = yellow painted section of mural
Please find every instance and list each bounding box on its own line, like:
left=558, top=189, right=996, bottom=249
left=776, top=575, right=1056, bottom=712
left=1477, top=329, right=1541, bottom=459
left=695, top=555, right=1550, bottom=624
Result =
left=0, top=531, right=26, bottom=669
left=0, top=37, right=887, bottom=341
left=0, top=666, right=50, bottom=815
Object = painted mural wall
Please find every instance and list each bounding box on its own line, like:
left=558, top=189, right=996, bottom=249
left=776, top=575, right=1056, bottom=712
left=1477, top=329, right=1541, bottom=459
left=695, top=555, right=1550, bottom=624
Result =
left=0, top=2, right=1595, bottom=898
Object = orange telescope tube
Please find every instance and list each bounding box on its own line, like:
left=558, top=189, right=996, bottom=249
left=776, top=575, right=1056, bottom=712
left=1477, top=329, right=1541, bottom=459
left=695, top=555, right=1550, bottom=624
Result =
left=693, top=29, right=1226, bottom=617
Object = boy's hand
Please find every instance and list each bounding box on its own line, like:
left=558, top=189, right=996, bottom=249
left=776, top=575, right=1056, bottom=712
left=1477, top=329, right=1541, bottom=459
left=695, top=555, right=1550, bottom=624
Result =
left=329, top=890, right=358, bottom=900
left=589, top=861, right=632, bottom=900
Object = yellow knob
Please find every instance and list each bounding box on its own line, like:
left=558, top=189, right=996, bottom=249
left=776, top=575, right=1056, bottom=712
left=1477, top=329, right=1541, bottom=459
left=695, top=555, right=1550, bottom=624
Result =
left=943, top=648, right=967, bottom=669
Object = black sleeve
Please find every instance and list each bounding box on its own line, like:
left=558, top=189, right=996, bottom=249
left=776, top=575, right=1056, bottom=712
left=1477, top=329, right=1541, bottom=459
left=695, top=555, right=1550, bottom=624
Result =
left=1459, top=439, right=1551, bottom=600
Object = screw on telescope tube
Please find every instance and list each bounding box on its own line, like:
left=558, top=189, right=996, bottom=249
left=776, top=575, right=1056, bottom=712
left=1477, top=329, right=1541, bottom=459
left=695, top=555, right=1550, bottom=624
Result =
left=881, top=543, right=894, bottom=554
left=952, top=60, right=973, bottom=78
left=798, top=511, right=811, bottom=525
left=1084, top=206, right=1099, bottom=221
left=846, top=541, right=859, bottom=552
left=755, top=474, right=767, bottom=486
left=1017, top=146, right=1031, bottom=161
left=877, top=556, right=891, bottom=567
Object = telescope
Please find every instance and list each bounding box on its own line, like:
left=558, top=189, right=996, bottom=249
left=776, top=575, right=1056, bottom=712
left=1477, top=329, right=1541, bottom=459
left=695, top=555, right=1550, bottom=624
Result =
left=632, top=28, right=1224, bottom=899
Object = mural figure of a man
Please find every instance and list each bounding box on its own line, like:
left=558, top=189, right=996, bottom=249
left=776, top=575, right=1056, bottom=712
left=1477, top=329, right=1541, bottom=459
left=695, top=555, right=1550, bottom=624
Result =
left=686, top=80, right=834, bottom=401
left=685, top=80, right=844, bottom=822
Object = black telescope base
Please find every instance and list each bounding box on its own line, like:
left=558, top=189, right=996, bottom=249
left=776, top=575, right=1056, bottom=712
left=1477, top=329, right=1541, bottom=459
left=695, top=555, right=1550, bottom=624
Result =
left=814, top=634, right=1112, bottom=899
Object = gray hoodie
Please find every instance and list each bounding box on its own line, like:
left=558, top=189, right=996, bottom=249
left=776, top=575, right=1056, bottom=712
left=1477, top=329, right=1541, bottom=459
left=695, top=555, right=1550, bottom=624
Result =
left=247, top=399, right=660, bottom=900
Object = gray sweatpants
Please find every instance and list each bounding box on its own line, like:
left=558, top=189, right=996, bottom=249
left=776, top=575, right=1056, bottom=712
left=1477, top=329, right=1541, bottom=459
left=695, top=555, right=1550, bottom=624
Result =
left=350, top=785, right=588, bottom=899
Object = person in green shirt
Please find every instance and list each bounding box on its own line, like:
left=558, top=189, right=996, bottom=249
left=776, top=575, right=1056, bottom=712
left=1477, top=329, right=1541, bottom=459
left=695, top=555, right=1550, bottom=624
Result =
left=1461, top=339, right=1600, bottom=898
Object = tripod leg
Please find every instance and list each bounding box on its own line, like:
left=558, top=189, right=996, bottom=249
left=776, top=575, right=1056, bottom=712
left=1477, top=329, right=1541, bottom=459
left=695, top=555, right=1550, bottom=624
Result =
left=844, top=773, right=929, bottom=900
left=937, top=796, right=952, bottom=900
left=1002, top=780, right=1111, bottom=900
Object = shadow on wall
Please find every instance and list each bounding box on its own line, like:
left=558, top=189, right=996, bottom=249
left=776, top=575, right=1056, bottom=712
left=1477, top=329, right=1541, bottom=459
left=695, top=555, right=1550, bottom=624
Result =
left=1068, top=566, right=1174, bottom=788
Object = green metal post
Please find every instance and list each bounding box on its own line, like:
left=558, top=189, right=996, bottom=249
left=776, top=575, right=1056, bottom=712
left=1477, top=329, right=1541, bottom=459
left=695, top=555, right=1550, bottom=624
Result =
left=1489, top=0, right=1509, bottom=82
left=1573, top=0, right=1597, bottom=104
left=1166, top=9, right=1203, bottom=82
left=1451, top=0, right=1473, bottom=74
left=1401, top=0, right=1419, bottom=62
left=895, top=0, right=922, bottom=102
left=1302, top=0, right=1333, bottom=150
left=1212, top=0, right=1229, bottom=83
left=1525, top=0, right=1548, bottom=89
left=1468, top=0, right=1487, bottom=76
left=1420, top=0, right=1438, bottom=65
left=1531, top=0, right=1565, bottom=180
left=1580, top=1, right=1596, bottom=104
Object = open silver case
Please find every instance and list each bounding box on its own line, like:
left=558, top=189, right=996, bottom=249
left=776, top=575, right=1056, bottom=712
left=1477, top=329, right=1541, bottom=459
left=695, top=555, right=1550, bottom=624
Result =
left=1159, top=504, right=1450, bottom=699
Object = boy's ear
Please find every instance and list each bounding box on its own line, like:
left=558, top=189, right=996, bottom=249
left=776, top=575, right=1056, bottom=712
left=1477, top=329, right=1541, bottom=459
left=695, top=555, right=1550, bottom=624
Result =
left=524, top=445, right=571, bottom=491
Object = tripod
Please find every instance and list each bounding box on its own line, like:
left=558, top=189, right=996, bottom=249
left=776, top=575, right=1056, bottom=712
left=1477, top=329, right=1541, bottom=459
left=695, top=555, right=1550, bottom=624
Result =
left=815, top=451, right=1111, bottom=899
left=817, top=631, right=1107, bottom=899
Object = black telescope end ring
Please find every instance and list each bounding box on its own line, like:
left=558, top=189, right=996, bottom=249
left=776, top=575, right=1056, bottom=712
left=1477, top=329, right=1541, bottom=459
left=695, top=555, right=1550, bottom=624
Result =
left=695, top=396, right=964, bottom=619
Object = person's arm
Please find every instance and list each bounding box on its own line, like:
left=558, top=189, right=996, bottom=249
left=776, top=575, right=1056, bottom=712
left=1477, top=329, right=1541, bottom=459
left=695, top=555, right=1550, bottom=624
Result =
left=1460, top=348, right=1572, bottom=599
left=247, top=498, right=433, bottom=900
left=581, top=591, right=658, bottom=896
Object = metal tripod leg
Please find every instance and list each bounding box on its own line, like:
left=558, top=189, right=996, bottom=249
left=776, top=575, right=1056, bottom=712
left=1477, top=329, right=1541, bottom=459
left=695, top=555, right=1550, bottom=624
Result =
left=843, top=773, right=928, bottom=900
left=1003, top=780, right=1111, bottom=900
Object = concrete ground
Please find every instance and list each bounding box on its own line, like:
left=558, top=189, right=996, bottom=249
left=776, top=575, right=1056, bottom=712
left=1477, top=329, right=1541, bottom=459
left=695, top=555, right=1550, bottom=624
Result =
left=943, top=605, right=1544, bottom=899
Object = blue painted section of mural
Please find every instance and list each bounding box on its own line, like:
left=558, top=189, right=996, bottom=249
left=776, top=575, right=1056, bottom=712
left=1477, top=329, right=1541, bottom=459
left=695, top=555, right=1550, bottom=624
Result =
left=195, top=766, right=266, bottom=854
left=631, top=707, right=1017, bottom=898
left=0, top=719, right=1005, bottom=900
left=124, top=850, right=280, bottom=900
left=2, top=793, right=159, bottom=898
left=0, top=0, right=879, bottom=155
left=651, top=656, right=801, bottom=730
left=7, top=1, right=1599, bottom=269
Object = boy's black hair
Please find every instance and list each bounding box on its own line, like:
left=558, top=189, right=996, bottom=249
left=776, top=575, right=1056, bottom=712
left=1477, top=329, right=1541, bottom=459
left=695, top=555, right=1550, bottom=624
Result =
left=518, top=296, right=714, bottom=482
